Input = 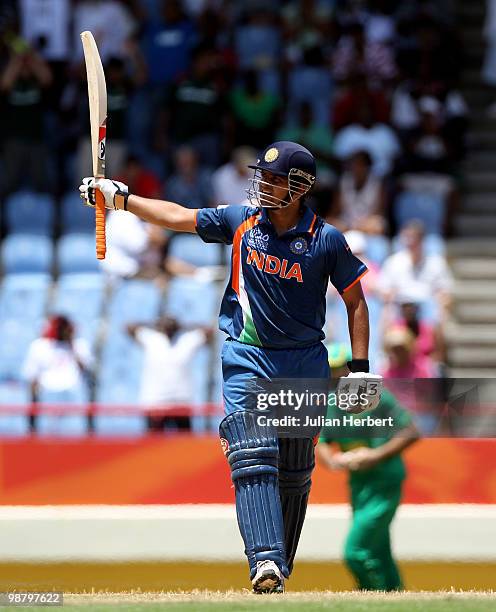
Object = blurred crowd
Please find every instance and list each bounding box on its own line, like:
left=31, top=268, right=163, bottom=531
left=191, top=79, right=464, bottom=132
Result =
left=0, top=0, right=468, bottom=433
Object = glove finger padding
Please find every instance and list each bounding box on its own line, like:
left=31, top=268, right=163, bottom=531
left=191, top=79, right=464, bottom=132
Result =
left=336, top=373, right=383, bottom=414
left=79, top=179, right=96, bottom=208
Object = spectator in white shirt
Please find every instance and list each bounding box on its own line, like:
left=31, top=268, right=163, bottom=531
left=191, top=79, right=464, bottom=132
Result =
left=127, top=317, right=213, bottom=431
left=22, top=315, right=94, bottom=429
left=378, top=220, right=453, bottom=322
left=20, top=0, right=70, bottom=62
left=330, top=150, right=387, bottom=234
left=212, top=146, right=257, bottom=206
left=333, top=103, right=401, bottom=177
left=100, top=210, right=150, bottom=279
left=73, top=0, right=135, bottom=63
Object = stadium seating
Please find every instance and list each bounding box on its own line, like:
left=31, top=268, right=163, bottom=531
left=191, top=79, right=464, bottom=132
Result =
left=394, top=191, right=446, bottom=237
left=91, top=279, right=162, bottom=419
left=0, top=273, right=49, bottom=328
left=36, top=413, right=90, bottom=437
left=366, top=235, right=391, bottom=266
left=0, top=412, right=31, bottom=437
left=51, top=273, right=105, bottom=347
left=167, top=233, right=223, bottom=267
left=106, top=278, right=162, bottom=328
left=0, top=318, right=41, bottom=381
left=165, top=277, right=220, bottom=326
left=61, top=191, right=96, bottom=234
left=1, top=234, right=53, bottom=275
left=56, top=233, right=102, bottom=274
left=5, top=191, right=55, bottom=235
left=92, top=414, right=147, bottom=436
left=0, top=381, right=31, bottom=437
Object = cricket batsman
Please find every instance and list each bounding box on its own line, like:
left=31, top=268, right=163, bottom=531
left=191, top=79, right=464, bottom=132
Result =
left=79, top=141, right=383, bottom=593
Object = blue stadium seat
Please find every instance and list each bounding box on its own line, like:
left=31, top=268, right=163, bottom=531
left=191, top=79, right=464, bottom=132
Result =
left=0, top=274, right=50, bottom=322
left=5, top=191, right=55, bottom=235
left=52, top=274, right=105, bottom=346
left=61, top=191, right=95, bottom=234
left=1, top=234, right=53, bottom=274
left=0, top=381, right=30, bottom=405
left=165, top=277, right=219, bottom=325
left=0, top=382, right=31, bottom=436
left=36, top=414, right=89, bottom=437
left=168, top=234, right=222, bottom=267
left=0, top=275, right=49, bottom=382
left=366, top=235, right=391, bottom=266
left=394, top=191, right=446, bottom=236
left=97, top=327, right=143, bottom=406
left=96, top=374, right=141, bottom=405
left=57, top=234, right=101, bottom=274
left=0, top=319, right=41, bottom=380
left=0, top=404, right=30, bottom=436
left=93, top=413, right=147, bottom=436
left=107, top=279, right=162, bottom=328
left=0, top=416, right=30, bottom=436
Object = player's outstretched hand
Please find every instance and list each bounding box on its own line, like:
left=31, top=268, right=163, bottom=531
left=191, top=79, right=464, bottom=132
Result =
left=79, top=177, right=129, bottom=210
left=336, top=372, right=383, bottom=414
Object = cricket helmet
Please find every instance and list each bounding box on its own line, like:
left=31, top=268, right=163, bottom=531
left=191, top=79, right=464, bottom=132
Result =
left=247, top=141, right=316, bottom=208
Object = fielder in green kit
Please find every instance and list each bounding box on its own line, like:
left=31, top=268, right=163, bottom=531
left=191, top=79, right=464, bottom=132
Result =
left=317, top=344, right=420, bottom=591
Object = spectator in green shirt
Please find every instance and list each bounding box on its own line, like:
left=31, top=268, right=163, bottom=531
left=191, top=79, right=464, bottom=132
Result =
left=317, top=343, right=420, bottom=591
left=229, top=69, right=281, bottom=149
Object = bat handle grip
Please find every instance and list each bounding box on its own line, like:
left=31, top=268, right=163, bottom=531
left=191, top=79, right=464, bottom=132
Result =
left=95, top=188, right=106, bottom=260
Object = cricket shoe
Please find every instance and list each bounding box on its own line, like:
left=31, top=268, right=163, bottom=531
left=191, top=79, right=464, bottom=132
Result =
left=252, top=560, right=285, bottom=594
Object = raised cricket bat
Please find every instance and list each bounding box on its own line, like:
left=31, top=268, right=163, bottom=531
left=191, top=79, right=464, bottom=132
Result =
left=81, top=31, right=107, bottom=260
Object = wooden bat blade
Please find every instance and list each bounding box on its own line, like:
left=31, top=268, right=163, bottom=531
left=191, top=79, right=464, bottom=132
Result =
left=81, top=30, right=107, bottom=260
left=81, top=31, right=107, bottom=179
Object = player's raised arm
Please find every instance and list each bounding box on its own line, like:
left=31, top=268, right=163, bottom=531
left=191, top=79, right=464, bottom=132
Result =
left=79, top=177, right=198, bottom=233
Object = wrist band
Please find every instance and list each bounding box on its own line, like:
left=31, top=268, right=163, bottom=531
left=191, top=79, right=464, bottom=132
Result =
left=115, top=190, right=129, bottom=211
left=347, top=359, right=370, bottom=373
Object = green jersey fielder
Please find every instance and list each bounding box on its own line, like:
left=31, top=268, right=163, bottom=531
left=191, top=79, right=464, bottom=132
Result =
left=317, top=344, right=420, bottom=591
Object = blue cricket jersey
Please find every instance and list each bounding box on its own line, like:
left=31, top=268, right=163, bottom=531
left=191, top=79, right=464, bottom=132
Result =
left=195, top=205, right=367, bottom=349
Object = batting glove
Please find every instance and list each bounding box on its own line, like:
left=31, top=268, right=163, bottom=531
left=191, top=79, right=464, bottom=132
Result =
left=336, top=372, right=383, bottom=414
left=79, top=177, right=129, bottom=210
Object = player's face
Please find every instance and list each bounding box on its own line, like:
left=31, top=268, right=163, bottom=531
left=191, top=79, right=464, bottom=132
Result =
left=260, top=171, right=289, bottom=203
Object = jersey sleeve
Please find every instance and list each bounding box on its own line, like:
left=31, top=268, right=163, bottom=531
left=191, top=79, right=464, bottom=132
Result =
left=325, top=226, right=368, bottom=294
left=195, top=205, right=249, bottom=245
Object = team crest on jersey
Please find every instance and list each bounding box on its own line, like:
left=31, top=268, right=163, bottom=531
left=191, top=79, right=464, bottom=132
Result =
left=290, top=237, right=308, bottom=255
left=247, top=226, right=269, bottom=251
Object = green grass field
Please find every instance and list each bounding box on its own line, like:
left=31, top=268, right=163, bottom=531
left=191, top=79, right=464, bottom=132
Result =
left=13, top=591, right=495, bottom=611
